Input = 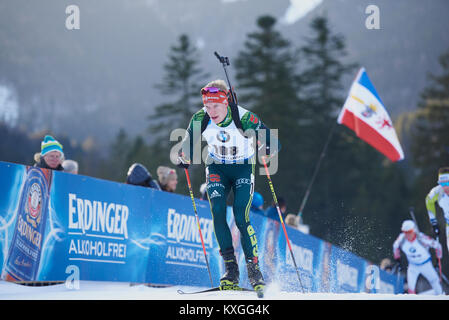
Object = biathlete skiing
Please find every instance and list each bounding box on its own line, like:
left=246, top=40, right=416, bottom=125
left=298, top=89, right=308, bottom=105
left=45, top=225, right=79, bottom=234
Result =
left=176, top=78, right=279, bottom=296
left=425, top=167, right=449, bottom=254
left=393, top=220, right=443, bottom=294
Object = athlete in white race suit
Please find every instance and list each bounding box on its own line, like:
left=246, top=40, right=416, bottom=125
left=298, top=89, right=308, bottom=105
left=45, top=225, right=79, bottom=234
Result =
left=393, top=220, right=443, bottom=294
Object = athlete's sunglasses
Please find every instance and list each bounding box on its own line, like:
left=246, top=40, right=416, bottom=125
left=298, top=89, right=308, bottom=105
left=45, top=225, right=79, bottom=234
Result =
left=439, top=181, right=449, bottom=187
left=201, top=87, right=224, bottom=94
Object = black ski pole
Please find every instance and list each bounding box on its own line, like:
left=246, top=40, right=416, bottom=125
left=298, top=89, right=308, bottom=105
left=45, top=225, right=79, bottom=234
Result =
left=261, top=156, right=306, bottom=293
left=297, top=121, right=338, bottom=219
left=214, top=51, right=238, bottom=104
left=184, top=168, right=214, bottom=288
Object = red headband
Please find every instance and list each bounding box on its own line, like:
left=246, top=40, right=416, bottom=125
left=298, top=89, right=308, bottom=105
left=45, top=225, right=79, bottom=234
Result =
left=201, top=87, right=228, bottom=105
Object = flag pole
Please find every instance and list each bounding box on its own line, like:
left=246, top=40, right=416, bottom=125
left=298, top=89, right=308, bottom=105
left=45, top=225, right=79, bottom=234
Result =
left=297, top=121, right=338, bottom=218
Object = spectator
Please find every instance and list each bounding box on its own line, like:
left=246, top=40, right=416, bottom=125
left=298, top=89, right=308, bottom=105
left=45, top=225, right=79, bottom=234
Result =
left=285, top=213, right=299, bottom=228
left=126, top=163, right=161, bottom=190
left=264, top=196, right=287, bottom=222
left=34, top=135, right=64, bottom=171
left=251, top=192, right=264, bottom=215
left=62, top=159, right=79, bottom=174
left=157, top=166, right=178, bottom=192
left=380, top=258, right=394, bottom=273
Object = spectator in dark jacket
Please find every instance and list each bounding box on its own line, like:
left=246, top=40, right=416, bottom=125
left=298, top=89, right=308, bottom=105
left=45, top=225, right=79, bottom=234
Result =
left=126, top=163, right=161, bottom=190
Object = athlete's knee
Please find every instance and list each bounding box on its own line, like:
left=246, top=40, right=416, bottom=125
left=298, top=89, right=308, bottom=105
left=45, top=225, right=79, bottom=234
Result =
left=233, top=212, right=250, bottom=231
left=210, top=199, right=227, bottom=220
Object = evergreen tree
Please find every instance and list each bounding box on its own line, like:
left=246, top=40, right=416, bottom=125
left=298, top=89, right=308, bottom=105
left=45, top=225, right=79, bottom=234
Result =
left=235, top=16, right=300, bottom=127
left=408, top=48, right=449, bottom=233
left=295, top=16, right=410, bottom=263
left=107, top=128, right=132, bottom=182
left=234, top=15, right=304, bottom=207
left=411, top=49, right=449, bottom=172
left=148, top=34, right=209, bottom=140
left=294, top=15, right=357, bottom=222
left=147, top=34, right=209, bottom=196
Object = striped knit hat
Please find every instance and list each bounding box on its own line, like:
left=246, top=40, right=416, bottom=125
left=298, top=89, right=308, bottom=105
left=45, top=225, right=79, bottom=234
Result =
left=41, top=135, right=64, bottom=157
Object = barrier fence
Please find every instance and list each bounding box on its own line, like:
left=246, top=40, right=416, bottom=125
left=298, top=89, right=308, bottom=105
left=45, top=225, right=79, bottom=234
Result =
left=0, top=161, right=403, bottom=293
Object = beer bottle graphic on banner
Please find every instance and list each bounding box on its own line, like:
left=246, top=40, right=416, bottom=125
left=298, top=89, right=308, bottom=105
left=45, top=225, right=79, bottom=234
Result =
left=2, top=166, right=52, bottom=282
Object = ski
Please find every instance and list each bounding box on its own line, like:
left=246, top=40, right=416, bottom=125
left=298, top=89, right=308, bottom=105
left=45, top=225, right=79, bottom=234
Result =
left=177, top=286, right=254, bottom=295
left=177, top=285, right=265, bottom=298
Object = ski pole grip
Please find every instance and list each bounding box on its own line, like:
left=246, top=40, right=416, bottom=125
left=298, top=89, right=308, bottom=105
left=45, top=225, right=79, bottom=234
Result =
left=214, top=51, right=229, bottom=65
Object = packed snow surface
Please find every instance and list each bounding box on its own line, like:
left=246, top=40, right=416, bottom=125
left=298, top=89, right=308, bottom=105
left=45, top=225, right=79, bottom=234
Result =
left=0, top=281, right=448, bottom=300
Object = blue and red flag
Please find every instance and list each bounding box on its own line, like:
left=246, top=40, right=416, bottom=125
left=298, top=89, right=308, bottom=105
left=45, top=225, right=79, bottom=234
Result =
left=337, top=68, right=404, bottom=162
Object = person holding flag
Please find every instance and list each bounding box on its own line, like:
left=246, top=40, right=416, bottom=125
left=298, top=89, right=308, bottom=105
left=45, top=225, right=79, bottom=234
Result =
left=426, top=167, right=449, bottom=255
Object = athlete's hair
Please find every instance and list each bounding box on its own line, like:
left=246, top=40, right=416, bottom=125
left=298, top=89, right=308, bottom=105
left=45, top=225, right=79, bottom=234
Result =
left=203, top=79, right=228, bottom=92
left=438, top=167, right=449, bottom=175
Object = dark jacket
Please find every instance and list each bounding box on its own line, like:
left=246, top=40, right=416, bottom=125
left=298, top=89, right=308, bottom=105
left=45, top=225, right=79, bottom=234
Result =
left=35, top=158, right=64, bottom=171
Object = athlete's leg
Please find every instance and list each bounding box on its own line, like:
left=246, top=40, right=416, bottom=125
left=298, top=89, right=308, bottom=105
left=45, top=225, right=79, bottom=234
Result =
left=407, top=265, right=419, bottom=294
left=231, top=163, right=258, bottom=260
left=206, top=164, right=232, bottom=254
left=420, top=262, right=443, bottom=295
left=230, top=163, right=265, bottom=291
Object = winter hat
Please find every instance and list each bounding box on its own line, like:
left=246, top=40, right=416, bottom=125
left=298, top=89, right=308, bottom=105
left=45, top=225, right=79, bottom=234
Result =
left=127, top=163, right=152, bottom=186
left=157, top=166, right=177, bottom=186
left=401, top=220, right=415, bottom=233
left=41, top=135, right=63, bottom=157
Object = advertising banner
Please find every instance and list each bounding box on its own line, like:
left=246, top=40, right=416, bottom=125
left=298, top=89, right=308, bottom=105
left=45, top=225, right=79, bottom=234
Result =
left=0, top=161, right=403, bottom=293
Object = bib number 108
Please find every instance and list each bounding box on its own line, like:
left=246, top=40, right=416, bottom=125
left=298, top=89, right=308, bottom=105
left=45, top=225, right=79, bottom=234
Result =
left=212, top=145, right=238, bottom=156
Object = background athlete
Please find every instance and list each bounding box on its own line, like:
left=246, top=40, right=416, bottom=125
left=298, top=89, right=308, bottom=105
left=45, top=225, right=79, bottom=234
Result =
left=393, top=220, right=443, bottom=294
left=426, top=167, right=449, bottom=255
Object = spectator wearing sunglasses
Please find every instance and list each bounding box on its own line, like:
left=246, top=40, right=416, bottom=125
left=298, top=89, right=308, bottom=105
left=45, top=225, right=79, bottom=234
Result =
left=425, top=167, right=449, bottom=254
left=176, top=79, right=280, bottom=295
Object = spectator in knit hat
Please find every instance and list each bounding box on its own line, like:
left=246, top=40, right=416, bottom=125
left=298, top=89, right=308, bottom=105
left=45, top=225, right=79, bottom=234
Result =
left=34, top=135, right=64, bottom=171
left=157, top=166, right=178, bottom=192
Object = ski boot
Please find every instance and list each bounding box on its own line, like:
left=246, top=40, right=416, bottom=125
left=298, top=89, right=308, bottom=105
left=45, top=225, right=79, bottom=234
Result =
left=219, top=249, right=240, bottom=291
left=246, top=257, right=265, bottom=298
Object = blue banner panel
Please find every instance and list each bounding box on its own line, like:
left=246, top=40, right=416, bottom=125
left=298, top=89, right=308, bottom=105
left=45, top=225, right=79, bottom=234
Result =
left=0, top=161, right=403, bottom=293
left=328, top=244, right=367, bottom=293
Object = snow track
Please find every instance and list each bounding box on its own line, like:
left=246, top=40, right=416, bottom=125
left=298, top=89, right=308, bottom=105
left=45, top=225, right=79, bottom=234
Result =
left=0, top=280, right=447, bottom=300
